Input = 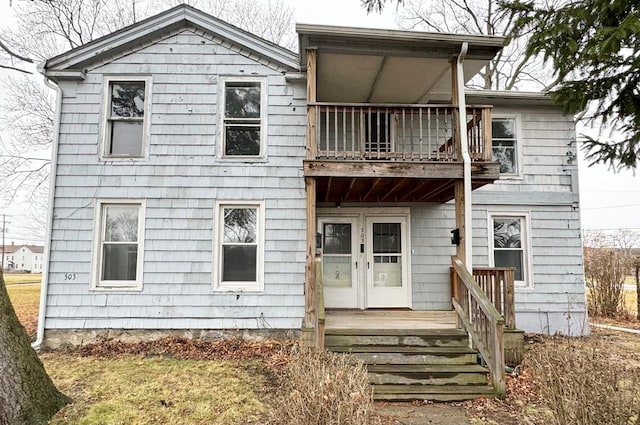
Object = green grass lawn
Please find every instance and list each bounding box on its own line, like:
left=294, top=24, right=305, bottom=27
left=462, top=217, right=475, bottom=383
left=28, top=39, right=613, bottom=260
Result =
left=43, top=354, right=269, bottom=425
left=4, top=273, right=42, bottom=285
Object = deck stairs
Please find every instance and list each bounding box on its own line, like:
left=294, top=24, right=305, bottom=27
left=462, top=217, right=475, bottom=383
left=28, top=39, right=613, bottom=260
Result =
left=324, top=326, right=496, bottom=401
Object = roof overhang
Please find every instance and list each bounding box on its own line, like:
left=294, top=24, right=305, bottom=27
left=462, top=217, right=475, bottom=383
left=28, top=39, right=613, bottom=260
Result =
left=43, top=4, right=299, bottom=80
left=466, top=90, right=556, bottom=106
left=297, top=24, right=506, bottom=103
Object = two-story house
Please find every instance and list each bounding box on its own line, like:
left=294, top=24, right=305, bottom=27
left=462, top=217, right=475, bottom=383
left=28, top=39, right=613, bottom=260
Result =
left=36, top=5, right=587, bottom=400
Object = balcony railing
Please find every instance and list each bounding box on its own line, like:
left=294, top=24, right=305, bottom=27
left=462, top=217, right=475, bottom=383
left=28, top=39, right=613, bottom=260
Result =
left=310, top=103, right=492, bottom=162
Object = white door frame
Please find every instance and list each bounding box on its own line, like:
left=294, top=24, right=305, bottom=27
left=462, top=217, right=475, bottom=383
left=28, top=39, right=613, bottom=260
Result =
left=318, top=207, right=412, bottom=309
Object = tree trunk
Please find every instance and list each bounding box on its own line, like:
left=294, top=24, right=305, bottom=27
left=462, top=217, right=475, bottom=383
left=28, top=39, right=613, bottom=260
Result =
left=0, top=271, right=70, bottom=425
left=636, top=264, right=640, bottom=321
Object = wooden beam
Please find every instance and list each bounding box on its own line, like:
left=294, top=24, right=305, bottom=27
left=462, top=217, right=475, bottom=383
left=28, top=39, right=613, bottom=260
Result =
left=398, top=180, right=429, bottom=202
left=324, top=176, right=332, bottom=202
left=380, top=178, right=407, bottom=201
left=302, top=177, right=317, bottom=348
left=482, top=107, right=492, bottom=162
left=306, top=49, right=318, bottom=161
left=304, top=160, right=464, bottom=179
left=343, top=177, right=357, bottom=201
left=362, top=178, right=382, bottom=201
left=417, top=180, right=454, bottom=202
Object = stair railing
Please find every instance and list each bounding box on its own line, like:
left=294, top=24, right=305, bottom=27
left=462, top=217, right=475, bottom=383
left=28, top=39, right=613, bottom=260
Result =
left=451, top=256, right=506, bottom=397
left=472, top=267, right=516, bottom=329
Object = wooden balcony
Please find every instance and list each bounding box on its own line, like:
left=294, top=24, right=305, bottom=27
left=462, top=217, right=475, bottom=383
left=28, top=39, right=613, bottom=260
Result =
left=303, top=103, right=500, bottom=203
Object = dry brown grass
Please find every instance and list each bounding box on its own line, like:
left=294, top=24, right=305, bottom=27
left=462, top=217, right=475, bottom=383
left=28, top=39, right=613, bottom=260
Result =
left=4, top=273, right=42, bottom=285
left=265, top=349, right=381, bottom=425
left=6, top=283, right=40, bottom=338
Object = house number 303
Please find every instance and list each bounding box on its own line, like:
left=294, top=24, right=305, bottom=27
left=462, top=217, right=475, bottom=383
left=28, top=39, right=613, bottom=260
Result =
left=64, top=273, right=77, bottom=281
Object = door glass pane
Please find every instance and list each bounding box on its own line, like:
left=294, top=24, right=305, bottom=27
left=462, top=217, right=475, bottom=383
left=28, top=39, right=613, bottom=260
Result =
left=323, top=224, right=351, bottom=254
left=323, top=256, right=352, bottom=288
left=373, top=223, right=401, bottom=253
left=322, top=223, right=352, bottom=288
left=373, top=256, right=402, bottom=287
left=372, top=222, right=402, bottom=287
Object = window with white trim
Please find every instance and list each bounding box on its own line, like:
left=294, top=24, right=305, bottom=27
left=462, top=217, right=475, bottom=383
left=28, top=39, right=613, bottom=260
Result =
left=222, top=80, right=263, bottom=157
left=94, top=201, right=144, bottom=289
left=103, top=78, right=150, bottom=158
left=215, top=202, right=264, bottom=290
left=490, top=214, right=530, bottom=286
left=492, top=117, right=518, bottom=175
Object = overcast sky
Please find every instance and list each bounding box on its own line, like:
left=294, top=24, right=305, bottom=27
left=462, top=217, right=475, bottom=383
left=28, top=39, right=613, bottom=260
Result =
left=0, top=0, right=638, bottom=245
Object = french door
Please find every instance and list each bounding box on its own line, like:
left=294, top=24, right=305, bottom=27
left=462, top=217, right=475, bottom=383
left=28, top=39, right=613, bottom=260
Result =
left=320, top=212, right=410, bottom=309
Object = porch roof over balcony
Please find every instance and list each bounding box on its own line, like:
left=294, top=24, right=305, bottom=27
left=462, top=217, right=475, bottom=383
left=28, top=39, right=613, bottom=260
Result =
left=296, top=24, right=506, bottom=104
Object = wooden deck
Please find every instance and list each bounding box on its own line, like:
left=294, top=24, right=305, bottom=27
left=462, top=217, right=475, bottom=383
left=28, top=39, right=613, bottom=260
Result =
left=325, top=310, right=458, bottom=331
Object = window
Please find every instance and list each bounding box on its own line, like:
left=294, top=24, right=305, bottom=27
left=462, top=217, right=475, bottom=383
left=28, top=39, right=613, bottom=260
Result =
left=222, top=80, right=263, bottom=157
left=490, top=214, right=531, bottom=287
left=215, top=202, right=264, bottom=291
left=93, top=201, right=144, bottom=289
left=103, top=77, right=150, bottom=158
left=492, top=117, right=518, bottom=175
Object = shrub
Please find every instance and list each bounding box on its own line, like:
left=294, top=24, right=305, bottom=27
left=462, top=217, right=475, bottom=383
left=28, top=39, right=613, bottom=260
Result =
left=267, top=349, right=380, bottom=425
left=526, top=338, right=640, bottom=425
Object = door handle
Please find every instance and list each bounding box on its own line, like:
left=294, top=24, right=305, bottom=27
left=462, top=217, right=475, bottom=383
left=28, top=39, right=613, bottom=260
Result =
left=367, top=261, right=370, bottom=269
left=355, top=261, right=358, bottom=269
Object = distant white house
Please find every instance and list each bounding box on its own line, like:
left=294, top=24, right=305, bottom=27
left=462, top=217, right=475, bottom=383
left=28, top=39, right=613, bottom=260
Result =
left=1, top=244, right=44, bottom=273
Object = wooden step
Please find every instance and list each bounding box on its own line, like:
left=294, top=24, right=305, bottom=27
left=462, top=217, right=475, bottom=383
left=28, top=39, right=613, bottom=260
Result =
left=328, top=345, right=478, bottom=365
left=373, top=384, right=496, bottom=402
left=325, top=329, right=468, bottom=348
left=368, top=364, right=488, bottom=386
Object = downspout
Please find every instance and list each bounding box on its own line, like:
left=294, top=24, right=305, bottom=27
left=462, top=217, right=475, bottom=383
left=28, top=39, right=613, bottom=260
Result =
left=455, top=43, right=473, bottom=271
left=32, top=64, right=62, bottom=351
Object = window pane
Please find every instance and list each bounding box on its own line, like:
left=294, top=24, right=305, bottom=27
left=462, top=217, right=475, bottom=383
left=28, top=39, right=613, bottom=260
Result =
left=494, top=218, right=521, bottom=248
left=494, top=250, right=523, bottom=281
left=323, top=224, right=351, bottom=254
left=373, top=223, right=401, bottom=254
left=102, top=243, right=138, bottom=280
left=492, top=118, right=515, bottom=139
left=105, top=206, right=139, bottom=242
left=323, top=256, right=352, bottom=288
left=222, top=245, right=257, bottom=281
left=225, top=126, right=260, bottom=156
left=492, top=142, right=516, bottom=174
left=223, top=208, right=256, bottom=243
left=110, top=121, right=143, bottom=155
left=111, top=82, right=145, bottom=118
left=225, top=82, right=260, bottom=118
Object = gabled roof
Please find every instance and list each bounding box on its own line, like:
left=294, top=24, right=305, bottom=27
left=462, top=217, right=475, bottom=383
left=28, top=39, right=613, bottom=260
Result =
left=0, top=245, right=43, bottom=254
left=43, top=4, right=299, bottom=80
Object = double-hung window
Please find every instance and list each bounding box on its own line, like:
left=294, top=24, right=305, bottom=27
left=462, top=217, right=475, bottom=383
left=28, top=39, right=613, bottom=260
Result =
left=94, top=201, right=145, bottom=289
left=491, top=117, right=518, bottom=175
left=215, top=202, right=264, bottom=291
left=222, top=80, right=263, bottom=157
left=490, top=214, right=530, bottom=287
left=103, top=77, right=150, bottom=158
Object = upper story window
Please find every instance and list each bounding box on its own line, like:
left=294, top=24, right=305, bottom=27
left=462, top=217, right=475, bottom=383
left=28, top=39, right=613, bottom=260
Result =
left=93, top=200, right=145, bottom=290
left=492, top=117, right=518, bottom=175
left=222, top=80, right=264, bottom=158
left=103, top=77, right=151, bottom=159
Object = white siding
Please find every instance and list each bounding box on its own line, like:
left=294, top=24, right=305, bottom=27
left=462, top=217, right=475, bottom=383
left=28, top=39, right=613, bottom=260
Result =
left=46, top=28, right=307, bottom=331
